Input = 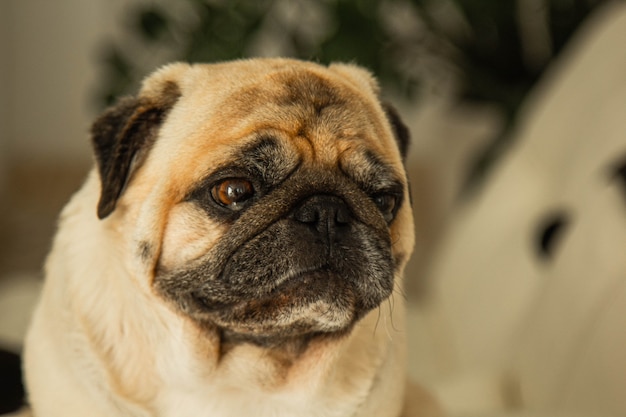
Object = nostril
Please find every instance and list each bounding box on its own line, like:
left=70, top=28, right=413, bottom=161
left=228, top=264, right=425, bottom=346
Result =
left=294, top=205, right=319, bottom=224
left=335, top=205, right=351, bottom=225
left=292, top=195, right=352, bottom=238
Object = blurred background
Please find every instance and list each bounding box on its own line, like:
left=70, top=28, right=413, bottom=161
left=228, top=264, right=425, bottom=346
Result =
left=1, top=0, right=625, bottom=416
left=0, top=0, right=604, bottom=312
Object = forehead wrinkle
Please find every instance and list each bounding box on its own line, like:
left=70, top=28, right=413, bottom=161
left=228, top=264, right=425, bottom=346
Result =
left=339, top=147, right=403, bottom=192
left=213, top=70, right=394, bottom=175
left=230, top=133, right=302, bottom=185
left=226, top=70, right=375, bottom=138
left=238, top=135, right=289, bottom=163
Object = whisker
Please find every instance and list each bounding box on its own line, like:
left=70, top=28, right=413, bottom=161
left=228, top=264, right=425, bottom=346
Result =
left=387, top=293, right=400, bottom=333
left=393, top=285, right=408, bottom=302
left=373, top=305, right=382, bottom=336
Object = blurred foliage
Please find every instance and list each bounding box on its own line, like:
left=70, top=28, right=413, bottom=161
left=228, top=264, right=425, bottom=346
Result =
left=96, top=0, right=607, bottom=185
left=98, top=0, right=605, bottom=112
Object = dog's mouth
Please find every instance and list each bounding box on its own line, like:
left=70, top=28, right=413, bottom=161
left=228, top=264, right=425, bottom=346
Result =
left=189, top=266, right=373, bottom=343
left=155, top=192, right=397, bottom=345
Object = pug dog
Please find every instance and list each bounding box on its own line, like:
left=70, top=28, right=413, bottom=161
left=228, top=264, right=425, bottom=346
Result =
left=23, top=58, right=439, bottom=417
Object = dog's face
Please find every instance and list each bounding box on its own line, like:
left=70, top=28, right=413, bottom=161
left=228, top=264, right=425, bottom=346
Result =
left=91, top=59, right=414, bottom=348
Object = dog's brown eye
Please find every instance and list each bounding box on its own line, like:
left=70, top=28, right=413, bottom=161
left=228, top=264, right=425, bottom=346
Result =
left=373, top=194, right=397, bottom=222
left=211, top=179, right=254, bottom=210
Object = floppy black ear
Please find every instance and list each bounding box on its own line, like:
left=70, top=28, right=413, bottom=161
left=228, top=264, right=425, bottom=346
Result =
left=382, top=103, right=410, bottom=162
left=91, top=82, right=180, bottom=219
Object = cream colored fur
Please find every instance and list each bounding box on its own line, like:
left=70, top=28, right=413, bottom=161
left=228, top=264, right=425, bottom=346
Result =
left=23, top=59, right=439, bottom=417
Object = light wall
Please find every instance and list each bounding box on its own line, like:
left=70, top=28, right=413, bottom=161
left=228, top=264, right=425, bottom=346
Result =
left=0, top=0, right=138, bottom=165
left=0, top=0, right=10, bottom=193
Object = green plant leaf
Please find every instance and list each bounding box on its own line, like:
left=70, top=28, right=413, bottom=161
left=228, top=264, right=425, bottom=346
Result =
left=136, top=7, right=171, bottom=42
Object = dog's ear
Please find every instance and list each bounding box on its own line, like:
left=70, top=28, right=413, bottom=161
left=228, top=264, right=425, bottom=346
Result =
left=382, top=103, right=410, bottom=162
left=91, top=81, right=180, bottom=219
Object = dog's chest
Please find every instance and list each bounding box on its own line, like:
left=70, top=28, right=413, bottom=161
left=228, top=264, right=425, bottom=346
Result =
left=155, top=385, right=347, bottom=417
left=150, top=345, right=340, bottom=417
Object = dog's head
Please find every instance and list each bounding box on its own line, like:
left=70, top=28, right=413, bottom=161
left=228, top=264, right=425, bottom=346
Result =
left=91, top=59, right=414, bottom=348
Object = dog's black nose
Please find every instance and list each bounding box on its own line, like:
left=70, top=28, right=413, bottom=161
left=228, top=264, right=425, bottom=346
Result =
left=293, top=195, right=352, bottom=243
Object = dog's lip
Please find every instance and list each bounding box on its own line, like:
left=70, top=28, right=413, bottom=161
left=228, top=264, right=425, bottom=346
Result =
left=191, top=294, right=232, bottom=312
left=191, top=264, right=332, bottom=312
left=270, top=264, right=329, bottom=290
left=193, top=265, right=359, bottom=339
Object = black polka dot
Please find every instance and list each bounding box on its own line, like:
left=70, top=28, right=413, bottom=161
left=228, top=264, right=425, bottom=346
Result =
left=536, top=212, right=570, bottom=260
left=610, top=155, right=626, bottom=203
